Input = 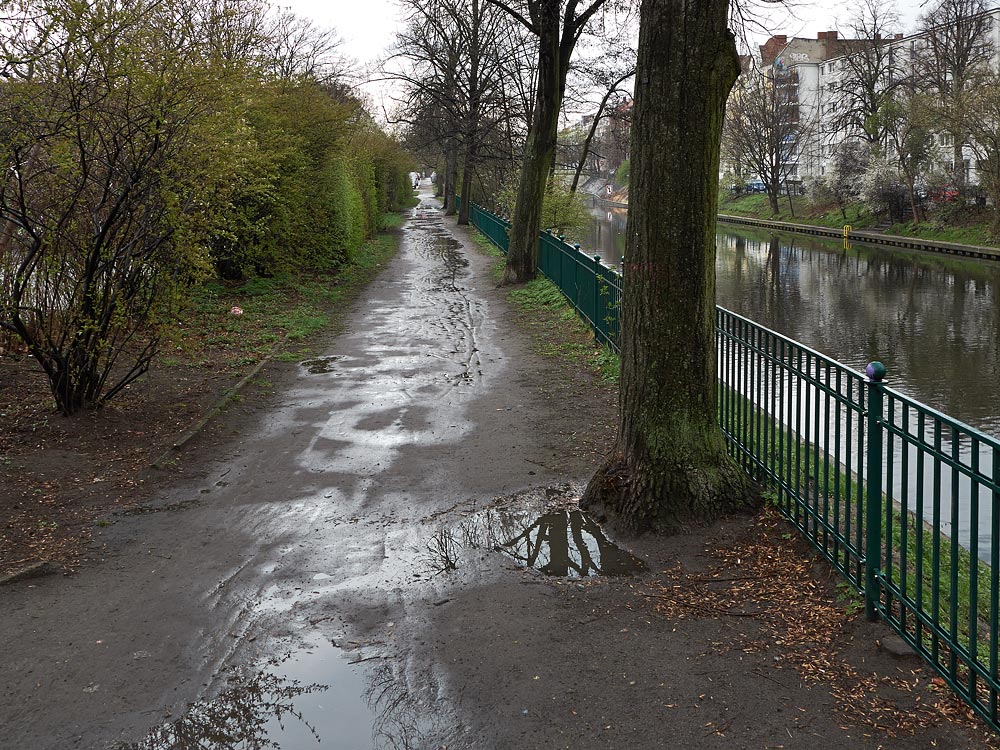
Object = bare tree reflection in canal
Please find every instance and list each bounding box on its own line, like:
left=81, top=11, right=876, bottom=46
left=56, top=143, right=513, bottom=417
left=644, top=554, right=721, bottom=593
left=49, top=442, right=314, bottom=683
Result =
left=427, top=508, right=647, bottom=578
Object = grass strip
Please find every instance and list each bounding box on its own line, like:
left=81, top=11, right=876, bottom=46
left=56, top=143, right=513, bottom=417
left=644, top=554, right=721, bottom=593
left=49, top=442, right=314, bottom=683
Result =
left=469, top=231, right=619, bottom=385
left=164, top=219, right=401, bottom=372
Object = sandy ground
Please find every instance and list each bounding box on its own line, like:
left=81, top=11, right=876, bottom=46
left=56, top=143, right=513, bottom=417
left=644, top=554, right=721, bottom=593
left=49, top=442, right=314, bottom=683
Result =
left=0, top=189, right=994, bottom=749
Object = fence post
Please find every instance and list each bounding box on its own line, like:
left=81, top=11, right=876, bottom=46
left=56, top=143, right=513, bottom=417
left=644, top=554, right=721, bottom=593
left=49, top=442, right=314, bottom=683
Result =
left=864, top=360, right=887, bottom=622
left=592, top=254, right=602, bottom=341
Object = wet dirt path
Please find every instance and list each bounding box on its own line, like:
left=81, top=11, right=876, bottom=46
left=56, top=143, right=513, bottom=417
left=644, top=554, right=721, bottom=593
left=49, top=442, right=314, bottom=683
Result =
left=0, top=191, right=610, bottom=749
left=1, top=190, right=992, bottom=750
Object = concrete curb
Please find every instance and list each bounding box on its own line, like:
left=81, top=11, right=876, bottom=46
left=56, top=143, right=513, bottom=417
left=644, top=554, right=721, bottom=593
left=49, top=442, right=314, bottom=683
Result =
left=150, top=335, right=289, bottom=470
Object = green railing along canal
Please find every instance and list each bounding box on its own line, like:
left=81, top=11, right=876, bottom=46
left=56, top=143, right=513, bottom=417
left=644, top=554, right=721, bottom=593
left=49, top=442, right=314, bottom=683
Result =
left=467, top=200, right=1000, bottom=734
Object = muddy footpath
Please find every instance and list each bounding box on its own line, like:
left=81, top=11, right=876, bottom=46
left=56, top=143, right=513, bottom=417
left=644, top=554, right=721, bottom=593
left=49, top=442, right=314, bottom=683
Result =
left=0, top=189, right=994, bottom=749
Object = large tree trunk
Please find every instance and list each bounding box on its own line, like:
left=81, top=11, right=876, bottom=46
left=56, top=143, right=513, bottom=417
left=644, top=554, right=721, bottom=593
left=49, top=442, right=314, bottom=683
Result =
left=501, top=6, right=564, bottom=285
left=583, top=0, right=756, bottom=533
left=458, top=0, right=482, bottom=227
left=443, top=145, right=458, bottom=215
left=447, top=150, right=459, bottom=216
left=458, top=146, right=476, bottom=225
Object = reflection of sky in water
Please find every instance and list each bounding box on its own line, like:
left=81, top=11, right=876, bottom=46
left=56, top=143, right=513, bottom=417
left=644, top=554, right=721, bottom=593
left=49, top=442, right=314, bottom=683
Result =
left=584, top=207, right=1000, bottom=437
left=714, top=229, right=1000, bottom=437
left=125, top=636, right=440, bottom=749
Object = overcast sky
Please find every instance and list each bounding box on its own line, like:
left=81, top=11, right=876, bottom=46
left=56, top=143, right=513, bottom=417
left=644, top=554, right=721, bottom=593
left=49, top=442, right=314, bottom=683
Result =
left=285, top=0, right=931, bottom=68
left=282, top=0, right=933, bottom=112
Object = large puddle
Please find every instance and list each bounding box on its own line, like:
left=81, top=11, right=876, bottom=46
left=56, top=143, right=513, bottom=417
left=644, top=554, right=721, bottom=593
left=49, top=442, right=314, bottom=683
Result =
left=426, top=508, right=647, bottom=578
left=119, top=637, right=436, bottom=749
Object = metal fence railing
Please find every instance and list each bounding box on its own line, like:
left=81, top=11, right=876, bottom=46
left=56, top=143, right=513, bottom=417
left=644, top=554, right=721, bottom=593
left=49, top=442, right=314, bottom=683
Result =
left=466, top=200, right=1000, bottom=733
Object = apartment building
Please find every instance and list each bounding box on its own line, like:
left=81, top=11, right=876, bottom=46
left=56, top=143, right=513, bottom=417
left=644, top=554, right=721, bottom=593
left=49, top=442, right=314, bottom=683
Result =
left=762, top=9, right=1000, bottom=185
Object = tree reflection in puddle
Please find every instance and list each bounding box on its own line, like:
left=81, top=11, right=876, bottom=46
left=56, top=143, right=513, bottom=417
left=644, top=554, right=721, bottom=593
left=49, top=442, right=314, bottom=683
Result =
left=427, top=508, right=647, bottom=578
left=115, top=664, right=324, bottom=749
left=118, top=638, right=449, bottom=750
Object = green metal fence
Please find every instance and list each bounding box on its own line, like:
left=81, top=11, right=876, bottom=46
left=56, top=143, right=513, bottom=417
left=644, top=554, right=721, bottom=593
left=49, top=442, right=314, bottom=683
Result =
left=466, top=200, right=1000, bottom=733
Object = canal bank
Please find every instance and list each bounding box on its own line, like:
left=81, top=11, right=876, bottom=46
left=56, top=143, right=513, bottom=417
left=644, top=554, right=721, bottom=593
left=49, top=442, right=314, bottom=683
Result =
left=719, top=213, right=1000, bottom=262
left=471, top=199, right=1000, bottom=732
left=583, top=204, right=1000, bottom=438
left=586, top=196, right=1000, bottom=262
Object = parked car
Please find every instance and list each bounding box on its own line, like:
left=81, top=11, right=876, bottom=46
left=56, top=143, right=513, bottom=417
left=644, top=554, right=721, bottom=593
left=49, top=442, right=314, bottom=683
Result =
left=745, top=180, right=766, bottom=193
left=930, top=185, right=959, bottom=203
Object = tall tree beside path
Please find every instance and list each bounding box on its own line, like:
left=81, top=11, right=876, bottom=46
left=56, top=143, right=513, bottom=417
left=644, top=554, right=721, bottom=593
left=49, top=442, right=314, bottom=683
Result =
left=487, top=0, right=612, bottom=285
left=831, top=0, right=906, bottom=152
left=583, top=0, right=755, bottom=532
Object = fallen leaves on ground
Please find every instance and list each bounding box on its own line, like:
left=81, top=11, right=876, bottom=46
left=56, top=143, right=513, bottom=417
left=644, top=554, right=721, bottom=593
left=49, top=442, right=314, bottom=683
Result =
left=641, top=507, right=998, bottom=745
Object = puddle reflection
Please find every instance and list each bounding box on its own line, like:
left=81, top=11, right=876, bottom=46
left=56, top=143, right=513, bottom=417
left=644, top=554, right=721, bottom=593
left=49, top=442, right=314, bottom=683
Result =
left=299, top=356, right=342, bottom=374
left=116, top=666, right=324, bottom=749
left=121, top=638, right=447, bottom=749
left=428, top=509, right=647, bottom=578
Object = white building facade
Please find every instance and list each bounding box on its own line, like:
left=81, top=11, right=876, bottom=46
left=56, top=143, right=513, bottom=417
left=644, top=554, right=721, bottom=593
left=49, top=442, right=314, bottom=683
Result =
left=767, top=10, right=1000, bottom=186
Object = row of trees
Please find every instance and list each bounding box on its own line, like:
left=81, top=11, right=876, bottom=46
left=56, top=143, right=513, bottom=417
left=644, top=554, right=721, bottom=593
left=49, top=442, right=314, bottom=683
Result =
left=723, top=0, right=1000, bottom=230
left=0, top=0, right=414, bottom=414
left=386, top=0, right=639, bottom=282
left=392, top=0, right=765, bottom=532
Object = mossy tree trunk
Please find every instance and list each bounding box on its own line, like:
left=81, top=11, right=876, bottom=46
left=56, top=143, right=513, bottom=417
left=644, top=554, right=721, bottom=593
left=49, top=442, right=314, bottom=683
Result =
left=582, top=0, right=757, bottom=533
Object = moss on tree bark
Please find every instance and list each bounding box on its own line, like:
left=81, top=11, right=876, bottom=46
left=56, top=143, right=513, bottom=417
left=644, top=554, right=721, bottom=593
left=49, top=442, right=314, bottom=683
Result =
left=583, top=0, right=758, bottom=533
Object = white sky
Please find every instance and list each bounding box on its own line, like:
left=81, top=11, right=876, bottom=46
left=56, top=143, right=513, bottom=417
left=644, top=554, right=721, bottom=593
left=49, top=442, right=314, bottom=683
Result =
left=758, top=0, right=927, bottom=41
left=285, top=0, right=930, bottom=67
left=282, top=0, right=931, bottom=110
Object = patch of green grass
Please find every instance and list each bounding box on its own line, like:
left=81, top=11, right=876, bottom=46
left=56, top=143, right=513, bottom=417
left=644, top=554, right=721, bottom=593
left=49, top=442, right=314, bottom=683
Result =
left=278, top=306, right=328, bottom=340
left=836, top=581, right=865, bottom=616
left=466, top=226, right=621, bottom=385
left=163, top=231, right=400, bottom=374
left=379, top=211, right=409, bottom=231
left=886, top=217, right=997, bottom=247
left=718, top=193, right=877, bottom=229
left=508, top=277, right=569, bottom=309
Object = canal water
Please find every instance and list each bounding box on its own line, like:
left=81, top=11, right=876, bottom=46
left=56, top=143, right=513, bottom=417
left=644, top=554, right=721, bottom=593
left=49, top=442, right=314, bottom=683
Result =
left=584, top=206, right=1000, bottom=436
left=583, top=206, right=1000, bottom=555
